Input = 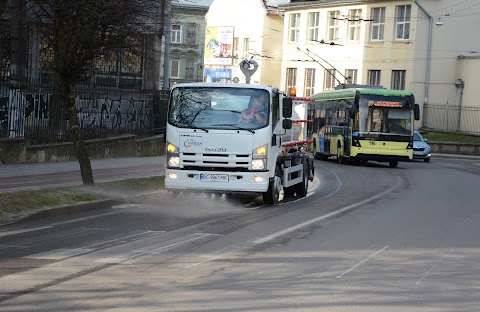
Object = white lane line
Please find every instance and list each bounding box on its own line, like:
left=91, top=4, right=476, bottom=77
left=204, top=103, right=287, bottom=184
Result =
left=416, top=249, right=454, bottom=285
left=24, top=248, right=95, bottom=260
left=0, top=226, right=54, bottom=238
left=336, top=245, right=389, bottom=279
left=171, top=238, right=260, bottom=269
left=81, top=231, right=165, bottom=249
left=96, top=233, right=222, bottom=264
left=0, top=244, right=29, bottom=248
left=24, top=231, right=165, bottom=260
left=253, top=177, right=401, bottom=245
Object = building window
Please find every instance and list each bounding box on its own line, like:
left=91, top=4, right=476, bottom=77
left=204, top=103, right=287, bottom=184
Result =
left=289, top=13, right=301, bottom=43
left=185, top=60, right=194, bottom=79
left=367, top=70, right=381, bottom=86
left=327, top=11, right=341, bottom=42
left=308, top=12, right=320, bottom=42
left=286, top=68, right=297, bottom=96
left=171, top=60, right=180, bottom=78
left=391, top=70, right=406, bottom=90
left=186, top=25, right=196, bottom=44
left=304, top=68, right=316, bottom=97
left=233, top=37, right=239, bottom=64
left=345, top=69, right=358, bottom=84
left=243, top=38, right=250, bottom=60
left=171, top=25, right=182, bottom=43
left=395, top=5, right=411, bottom=40
left=324, top=69, right=336, bottom=90
left=348, top=9, right=362, bottom=41
left=371, top=7, right=385, bottom=41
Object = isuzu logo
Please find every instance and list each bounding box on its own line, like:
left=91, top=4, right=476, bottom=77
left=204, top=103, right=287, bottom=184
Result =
left=205, top=147, right=226, bottom=152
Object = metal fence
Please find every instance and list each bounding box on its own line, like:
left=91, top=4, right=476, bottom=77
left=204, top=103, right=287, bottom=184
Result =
left=0, top=76, right=168, bottom=144
left=423, top=103, right=480, bottom=136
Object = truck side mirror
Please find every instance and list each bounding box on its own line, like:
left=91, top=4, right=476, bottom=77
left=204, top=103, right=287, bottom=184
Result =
left=282, top=119, right=292, bottom=129
left=283, top=98, right=293, bottom=118
left=414, top=104, right=420, bottom=121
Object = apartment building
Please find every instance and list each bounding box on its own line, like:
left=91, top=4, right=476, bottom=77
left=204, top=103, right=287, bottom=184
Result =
left=163, top=0, right=214, bottom=85
left=279, top=0, right=480, bottom=132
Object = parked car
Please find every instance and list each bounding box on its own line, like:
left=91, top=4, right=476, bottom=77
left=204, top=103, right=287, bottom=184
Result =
left=413, top=130, right=431, bottom=162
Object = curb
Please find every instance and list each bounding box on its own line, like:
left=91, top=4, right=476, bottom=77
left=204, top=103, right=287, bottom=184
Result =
left=0, top=191, right=164, bottom=227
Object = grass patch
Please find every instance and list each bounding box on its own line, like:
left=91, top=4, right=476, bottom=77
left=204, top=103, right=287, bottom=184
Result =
left=422, top=131, right=480, bottom=144
left=0, top=176, right=165, bottom=222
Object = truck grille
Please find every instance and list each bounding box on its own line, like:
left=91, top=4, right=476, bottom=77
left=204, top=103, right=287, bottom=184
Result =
left=181, top=153, right=251, bottom=171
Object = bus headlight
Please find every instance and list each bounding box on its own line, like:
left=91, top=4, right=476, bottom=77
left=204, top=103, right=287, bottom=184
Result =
left=252, top=145, right=267, bottom=170
left=167, top=142, right=180, bottom=168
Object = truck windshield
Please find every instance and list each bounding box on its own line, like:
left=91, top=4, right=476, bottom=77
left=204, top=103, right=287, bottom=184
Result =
left=168, top=87, right=270, bottom=130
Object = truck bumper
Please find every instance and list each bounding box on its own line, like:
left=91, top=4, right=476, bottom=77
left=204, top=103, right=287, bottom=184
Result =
left=165, top=169, right=270, bottom=194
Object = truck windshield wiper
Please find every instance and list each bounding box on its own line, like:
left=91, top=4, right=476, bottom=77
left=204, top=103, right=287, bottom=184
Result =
left=191, top=126, right=209, bottom=133
left=212, top=124, right=255, bottom=133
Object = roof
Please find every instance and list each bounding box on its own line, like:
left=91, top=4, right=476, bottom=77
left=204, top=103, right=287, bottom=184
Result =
left=310, top=88, right=414, bottom=101
left=280, top=0, right=379, bottom=9
left=175, top=0, right=214, bottom=8
left=265, top=0, right=291, bottom=6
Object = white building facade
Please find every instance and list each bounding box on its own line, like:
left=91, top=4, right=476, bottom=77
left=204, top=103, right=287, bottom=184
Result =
left=204, top=0, right=287, bottom=87
left=279, top=0, right=480, bottom=133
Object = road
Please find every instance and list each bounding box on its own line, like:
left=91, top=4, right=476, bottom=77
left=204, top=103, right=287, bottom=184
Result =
left=0, top=156, right=479, bottom=311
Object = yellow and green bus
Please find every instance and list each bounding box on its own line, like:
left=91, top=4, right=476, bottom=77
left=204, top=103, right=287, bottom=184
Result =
left=308, top=87, right=420, bottom=168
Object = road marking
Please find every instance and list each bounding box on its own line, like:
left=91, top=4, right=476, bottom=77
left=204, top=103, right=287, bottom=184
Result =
left=0, top=226, right=53, bottom=238
left=170, top=238, right=260, bottom=269
left=24, top=248, right=96, bottom=260
left=24, top=231, right=165, bottom=260
left=336, top=245, right=389, bottom=279
left=416, top=249, right=454, bottom=285
left=253, top=177, right=400, bottom=245
left=96, top=233, right=222, bottom=264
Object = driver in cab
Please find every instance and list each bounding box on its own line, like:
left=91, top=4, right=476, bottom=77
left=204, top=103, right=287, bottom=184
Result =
left=240, top=95, right=267, bottom=125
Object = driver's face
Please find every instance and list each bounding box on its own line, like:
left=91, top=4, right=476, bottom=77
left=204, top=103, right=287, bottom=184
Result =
left=252, top=98, right=262, bottom=109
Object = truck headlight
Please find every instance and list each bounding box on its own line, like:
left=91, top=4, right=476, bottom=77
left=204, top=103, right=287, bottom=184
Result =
left=167, top=142, right=180, bottom=168
left=252, top=159, right=266, bottom=170
left=252, top=145, right=267, bottom=170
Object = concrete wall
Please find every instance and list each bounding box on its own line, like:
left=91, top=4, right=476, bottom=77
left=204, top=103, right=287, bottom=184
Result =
left=0, top=134, right=165, bottom=164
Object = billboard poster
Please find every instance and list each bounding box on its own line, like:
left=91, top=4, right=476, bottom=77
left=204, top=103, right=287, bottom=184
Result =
left=203, top=68, right=232, bottom=83
left=204, top=26, right=234, bottom=66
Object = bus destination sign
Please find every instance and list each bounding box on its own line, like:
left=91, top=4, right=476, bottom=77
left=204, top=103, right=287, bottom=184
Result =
left=368, top=100, right=404, bottom=108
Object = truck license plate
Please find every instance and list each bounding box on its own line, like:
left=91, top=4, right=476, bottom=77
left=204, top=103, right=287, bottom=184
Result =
left=200, top=174, right=229, bottom=182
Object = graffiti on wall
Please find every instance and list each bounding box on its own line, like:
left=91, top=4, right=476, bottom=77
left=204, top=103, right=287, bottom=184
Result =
left=0, top=87, right=154, bottom=140
left=76, top=94, right=152, bottom=132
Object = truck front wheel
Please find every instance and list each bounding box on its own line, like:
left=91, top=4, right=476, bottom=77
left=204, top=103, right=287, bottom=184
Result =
left=295, top=157, right=309, bottom=198
left=263, top=166, right=283, bottom=205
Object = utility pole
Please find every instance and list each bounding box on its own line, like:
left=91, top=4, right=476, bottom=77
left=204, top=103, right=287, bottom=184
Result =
left=162, top=0, right=171, bottom=90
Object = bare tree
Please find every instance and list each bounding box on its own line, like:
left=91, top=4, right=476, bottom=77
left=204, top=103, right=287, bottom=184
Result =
left=22, top=0, right=165, bottom=185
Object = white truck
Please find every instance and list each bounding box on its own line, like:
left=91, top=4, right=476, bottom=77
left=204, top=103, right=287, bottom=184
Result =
left=164, top=82, right=314, bottom=204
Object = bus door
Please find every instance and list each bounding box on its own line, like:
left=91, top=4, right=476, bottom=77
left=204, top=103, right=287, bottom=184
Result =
left=343, top=103, right=352, bottom=157
left=324, top=108, right=333, bottom=154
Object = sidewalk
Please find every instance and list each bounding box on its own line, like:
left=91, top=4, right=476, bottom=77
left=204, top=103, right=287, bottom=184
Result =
left=0, top=156, right=166, bottom=192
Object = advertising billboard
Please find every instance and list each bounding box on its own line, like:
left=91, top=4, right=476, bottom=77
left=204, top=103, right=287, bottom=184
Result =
left=204, top=26, right=234, bottom=66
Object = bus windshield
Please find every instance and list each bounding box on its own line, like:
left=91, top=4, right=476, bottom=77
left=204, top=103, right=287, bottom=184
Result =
left=168, top=87, right=270, bottom=130
left=357, top=96, right=412, bottom=136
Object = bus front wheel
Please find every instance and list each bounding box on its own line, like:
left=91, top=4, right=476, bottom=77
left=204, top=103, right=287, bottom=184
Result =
left=389, top=160, right=398, bottom=168
left=337, top=145, right=345, bottom=164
